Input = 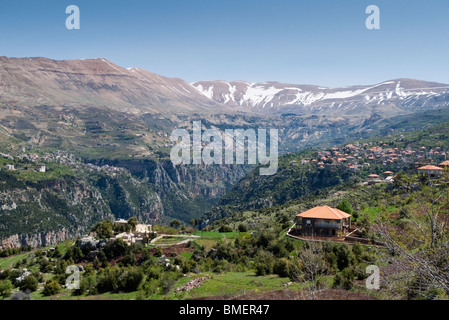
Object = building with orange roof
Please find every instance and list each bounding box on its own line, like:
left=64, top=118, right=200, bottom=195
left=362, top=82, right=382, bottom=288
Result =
left=295, top=206, right=351, bottom=237
left=418, top=165, right=444, bottom=178
left=439, top=160, right=449, bottom=167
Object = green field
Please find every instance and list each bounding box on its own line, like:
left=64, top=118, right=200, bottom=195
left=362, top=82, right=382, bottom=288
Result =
left=24, top=272, right=318, bottom=301
left=0, top=253, right=31, bottom=269
left=163, top=272, right=328, bottom=299
left=193, top=231, right=240, bottom=240
left=151, top=272, right=312, bottom=300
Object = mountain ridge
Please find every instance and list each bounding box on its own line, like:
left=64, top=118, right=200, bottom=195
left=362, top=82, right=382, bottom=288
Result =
left=0, top=56, right=221, bottom=114
left=2, top=56, right=449, bottom=117
left=192, top=78, right=449, bottom=114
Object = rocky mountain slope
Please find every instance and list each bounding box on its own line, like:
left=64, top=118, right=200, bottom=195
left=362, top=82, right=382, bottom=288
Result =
left=0, top=56, right=220, bottom=113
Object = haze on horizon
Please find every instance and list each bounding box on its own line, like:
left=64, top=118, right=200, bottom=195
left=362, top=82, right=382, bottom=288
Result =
left=1, top=0, right=449, bottom=87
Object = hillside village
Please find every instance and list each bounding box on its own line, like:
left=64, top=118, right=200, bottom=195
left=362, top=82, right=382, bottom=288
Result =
left=294, top=140, right=448, bottom=180
left=0, top=151, right=127, bottom=178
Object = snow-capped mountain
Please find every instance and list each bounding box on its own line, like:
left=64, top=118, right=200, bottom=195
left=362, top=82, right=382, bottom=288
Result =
left=1, top=56, right=449, bottom=116
left=192, top=79, right=449, bottom=114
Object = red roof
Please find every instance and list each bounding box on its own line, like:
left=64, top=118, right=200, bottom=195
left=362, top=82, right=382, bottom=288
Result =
left=439, top=161, right=449, bottom=167
left=418, top=165, right=443, bottom=171
left=296, top=206, right=351, bottom=220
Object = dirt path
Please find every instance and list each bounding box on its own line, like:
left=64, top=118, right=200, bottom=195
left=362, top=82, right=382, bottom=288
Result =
left=150, top=234, right=200, bottom=246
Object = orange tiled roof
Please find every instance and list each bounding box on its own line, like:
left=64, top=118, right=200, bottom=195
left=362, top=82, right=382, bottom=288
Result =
left=418, top=165, right=443, bottom=171
left=296, top=205, right=351, bottom=220
left=439, top=161, right=449, bottom=166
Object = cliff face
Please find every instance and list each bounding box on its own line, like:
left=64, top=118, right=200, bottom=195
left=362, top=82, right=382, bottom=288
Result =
left=0, top=158, right=248, bottom=249
left=90, top=159, right=250, bottom=223
left=0, top=229, right=70, bottom=250
left=0, top=171, right=114, bottom=250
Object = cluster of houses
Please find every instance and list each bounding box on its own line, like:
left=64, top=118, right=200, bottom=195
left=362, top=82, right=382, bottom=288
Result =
left=1, top=150, right=127, bottom=178
left=79, top=218, right=154, bottom=250
left=17, top=150, right=79, bottom=165
left=1, top=163, right=45, bottom=173
left=1, top=152, right=46, bottom=173
left=109, top=218, right=154, bottom=246
left=84, top=163, right=127, bottom=177
left=294, top=142, right=447, bottom=171
left=289, top=142, right=449, bottom=184
left=1, top=150, right=75, bottom=173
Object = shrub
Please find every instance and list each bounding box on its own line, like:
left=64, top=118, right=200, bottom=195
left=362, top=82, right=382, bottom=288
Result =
left=238, top=223, right=248, bottom=232
left=351, top=242, right=363, bottom=262
left=254, top=250, right=275, bottom=276
left=219, top=225, right=233, bottom=233
left=353, top=264, right=369, bottom=280
left=209, top=242, right=237, bottom=262
left=74, top=274, right=97, bottom=296
left=7, top=269, right=21, bottom=285
left=211, top=260, right=227, bottom=273
left=93, top=220, right=114, bottom=239
left=117, top=268, right=144, bottom=292
left=143, top=278, right=159, bottom=296
left=337, top=200, right=353, bottom=215
left=423, top=288, right=447, bottom=300
left=325, top=251, right=338, bottom=272
left=254, top=229, right=277, bottom=248
left=159, top=272, right=179, bottom=295
left=64, top=246, right=84, bottom=263
left=19, top=275, right=38, bottom=292
left=146, top=266, right=162, bottom=280
left=43, top=279, right=62, bottom=296
left=333, top=267, right=354, bottom=290
left=104, top=238, right=130, bottom=259
left=154, top=247, right=163, bottom=258
left=49, top=274, right=64, bottom=287
left=267, top=239, right=290, bottom=258
left=334, top=244, right=355, bottom=271
left=0, top=280, right=13, bottom=298
left=273, top=258, right=290, bottom=278
left=119, top=254, right=138, bottom=267
left=96, top=267, right=120, bottom=293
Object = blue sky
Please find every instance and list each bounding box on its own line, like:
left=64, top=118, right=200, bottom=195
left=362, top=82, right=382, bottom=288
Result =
left=1, top=0, right=448, bottom=87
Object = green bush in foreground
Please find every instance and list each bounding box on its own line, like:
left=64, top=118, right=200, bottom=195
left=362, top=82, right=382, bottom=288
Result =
left=43, top=279, right=62, bottom=296
left=18, top=275, right=38, bottom=292
left=0, top=280, right=13, bottom=298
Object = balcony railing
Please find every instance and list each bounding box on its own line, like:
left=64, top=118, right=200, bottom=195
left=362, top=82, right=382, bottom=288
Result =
left=315, top=223, right=341, bottom=228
